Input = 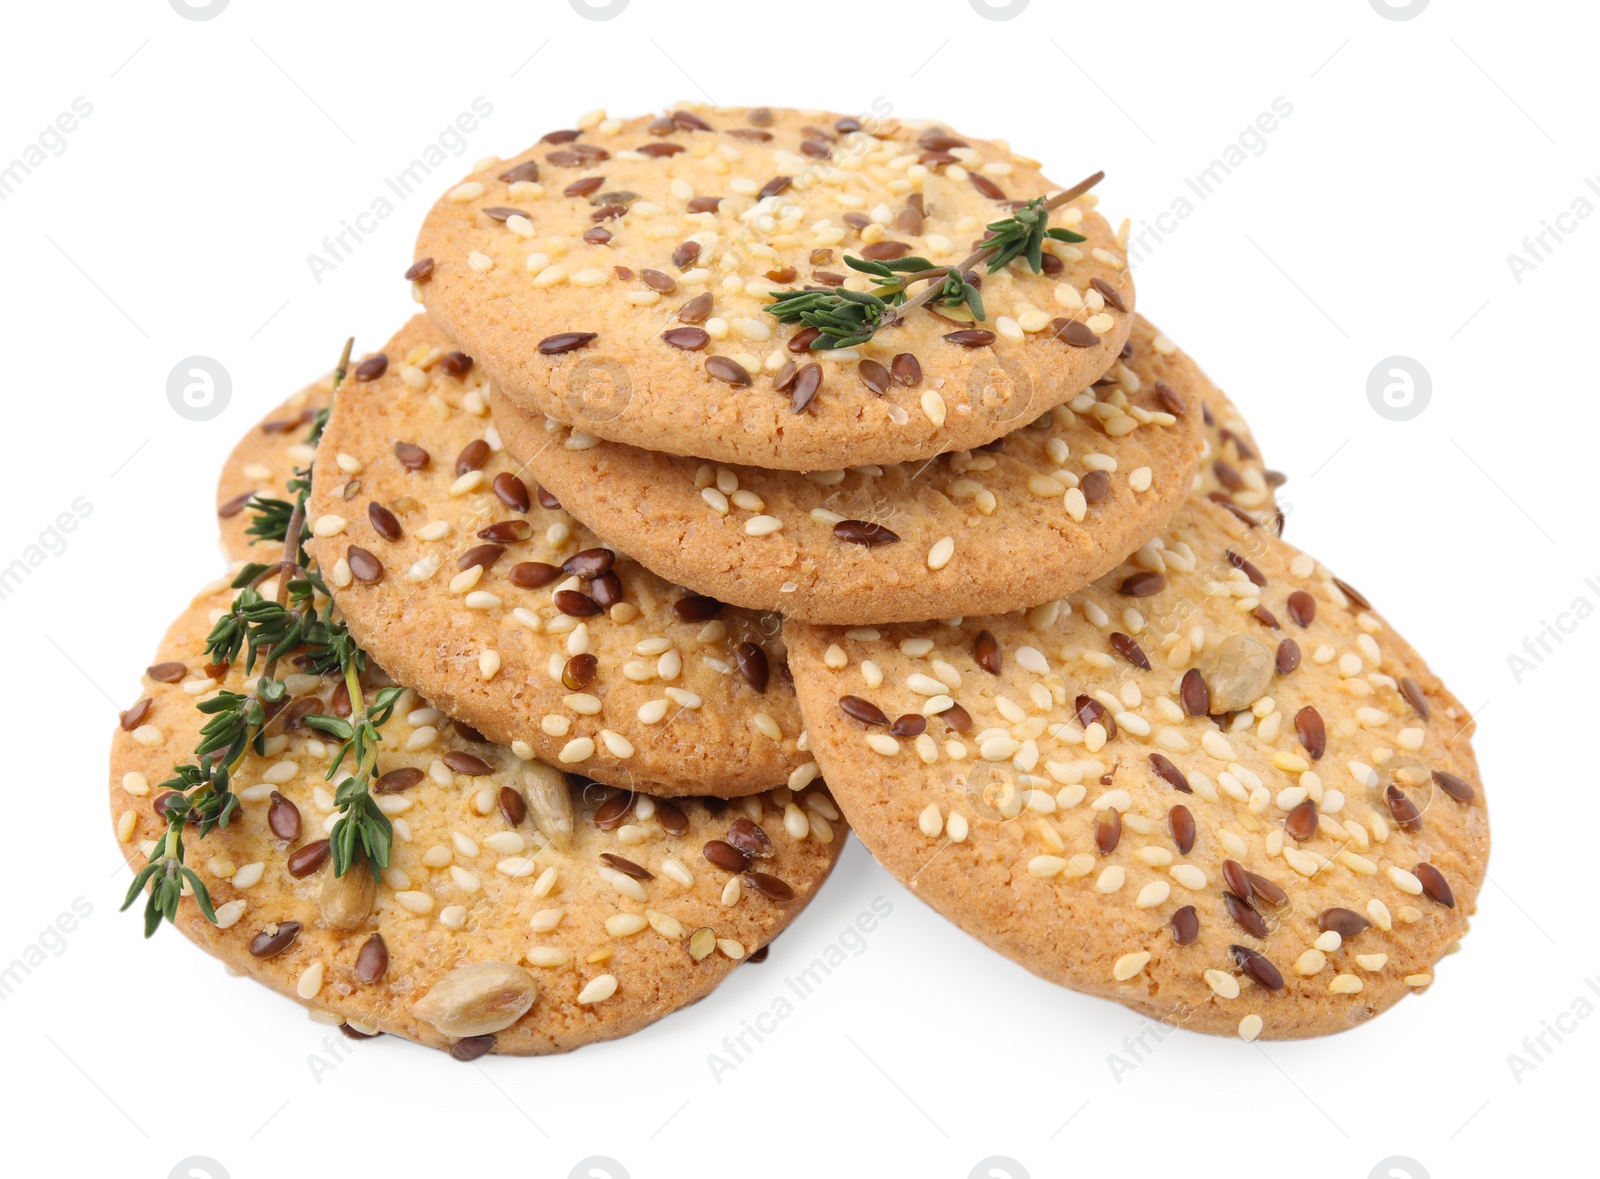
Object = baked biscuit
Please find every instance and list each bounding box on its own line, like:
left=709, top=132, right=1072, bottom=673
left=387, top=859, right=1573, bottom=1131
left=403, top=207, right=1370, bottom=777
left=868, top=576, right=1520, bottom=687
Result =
left=787, top=498, right=1487, bottom=1039
left=110, top=581, right=846, bottom=1056
left=304, top=316, right=808, bottom=797
left=413, top=106, right=1132, bottom=470
left=495, top=314, right=1202, bottom=624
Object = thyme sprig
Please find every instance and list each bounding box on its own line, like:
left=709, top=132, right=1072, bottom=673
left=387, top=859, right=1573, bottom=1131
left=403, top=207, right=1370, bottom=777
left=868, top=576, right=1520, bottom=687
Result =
left=242, top=475, right=311, bottom=549
left=122, top=489, right=310, bottom=936
left=765, top=171, right=1103, bottom=351
left=307, top=669, right=404, bottom=880
left=125, top=338, right=398, bottom=935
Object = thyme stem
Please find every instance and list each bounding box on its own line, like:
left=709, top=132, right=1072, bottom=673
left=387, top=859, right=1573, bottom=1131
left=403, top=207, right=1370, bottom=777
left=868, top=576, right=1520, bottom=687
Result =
left=882, top=172, right=1103, bottom=329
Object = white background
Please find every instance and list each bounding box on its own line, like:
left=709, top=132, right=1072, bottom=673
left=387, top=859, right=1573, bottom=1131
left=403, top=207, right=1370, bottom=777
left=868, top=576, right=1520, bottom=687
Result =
left=1, top=2, right=1590, bottom=1176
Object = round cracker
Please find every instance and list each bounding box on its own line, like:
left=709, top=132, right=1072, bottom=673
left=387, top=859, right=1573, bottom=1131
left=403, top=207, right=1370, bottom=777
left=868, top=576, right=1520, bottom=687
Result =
left=304, top=316, right=807, bottom=797
left=496, top=315, right=1202, bottom=624
left=109, top=581, right=846, bottom=1056
left=786, top=497, right=1488, bottom=1040
left=413, top=106, right=1132, bottom=471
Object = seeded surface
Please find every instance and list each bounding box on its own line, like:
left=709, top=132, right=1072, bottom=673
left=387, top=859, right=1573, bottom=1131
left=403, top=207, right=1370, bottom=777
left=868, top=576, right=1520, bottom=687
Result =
left=495, top=314, right=1202, bottom=625
left=786, top=497, right=1488, bottom=1039
left=216, top=379, right=330, bottom=562
left=109, top=583, right=846, bottom=1056
left=413, top=105, right=1133, bottom=471
left=304, top=316, right=807, bottom=796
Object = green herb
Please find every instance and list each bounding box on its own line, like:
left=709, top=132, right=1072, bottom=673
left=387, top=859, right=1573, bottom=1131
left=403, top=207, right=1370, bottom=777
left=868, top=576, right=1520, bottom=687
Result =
left=242, top=474, right=312, bottom=549
left=306, top=405, right=331, bottom=448
left=125, top=337, right=403, bottom=936
left=764, top=171, right=1103, bottom=351
left=121, top=817, right=218, bottom=938
left=306, top=671, right=404, bottom=880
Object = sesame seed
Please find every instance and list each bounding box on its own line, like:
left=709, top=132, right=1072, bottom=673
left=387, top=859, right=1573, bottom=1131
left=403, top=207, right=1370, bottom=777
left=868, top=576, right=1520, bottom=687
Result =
left=599, top=867, right=648, bottom=902
left=1205, top=969, right=1241, bottom=999
left=906, top=672, right=950, bottom=695
left=606, top=913, right=648, bottom=938
left=577, top=974, right=618, bottom=1004
left=1387, top=865, right=1424, bottom=894
left=395, top=890, right=432, bottom=914
left=867, top=734, right=901, bottom=756
left=1136, top=881, right=1171, bottom=908
left=558, top=737, right=595, bottom=764
left=1113, top=951, right=1151, bottom=980
left=1062, top=853, right=1095, bottom=877
left=1295, top=949, right=1327, bottom=976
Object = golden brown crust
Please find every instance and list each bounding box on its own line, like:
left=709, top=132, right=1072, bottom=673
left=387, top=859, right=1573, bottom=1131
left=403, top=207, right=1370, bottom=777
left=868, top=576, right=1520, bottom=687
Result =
left=787, top=498, right=1488, bottom=1040
left=494, top=315, right=1202, bottom=625
left=109, top=582, right=847, bottom=1055
left=304, top=315, right=808, bottom=796
left=414, top=106, right=1133, bottom=470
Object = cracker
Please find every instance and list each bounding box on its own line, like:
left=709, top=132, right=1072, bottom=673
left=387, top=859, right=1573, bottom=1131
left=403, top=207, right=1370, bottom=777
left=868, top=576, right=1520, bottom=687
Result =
left=414, top=106, right=1132, bottom=470
left=110, top=581, right=846, bottom=1056
left=304, top=316, right=808, bottom=796
left=787, top=497, right=1487, bottom=1039
left=495, top=314, right=1202, bottom=624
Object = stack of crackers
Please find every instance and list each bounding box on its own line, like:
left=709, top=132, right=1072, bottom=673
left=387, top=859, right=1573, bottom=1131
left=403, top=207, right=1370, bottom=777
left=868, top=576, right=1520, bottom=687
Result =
left=111, top=106, right=1488, bottom=1056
